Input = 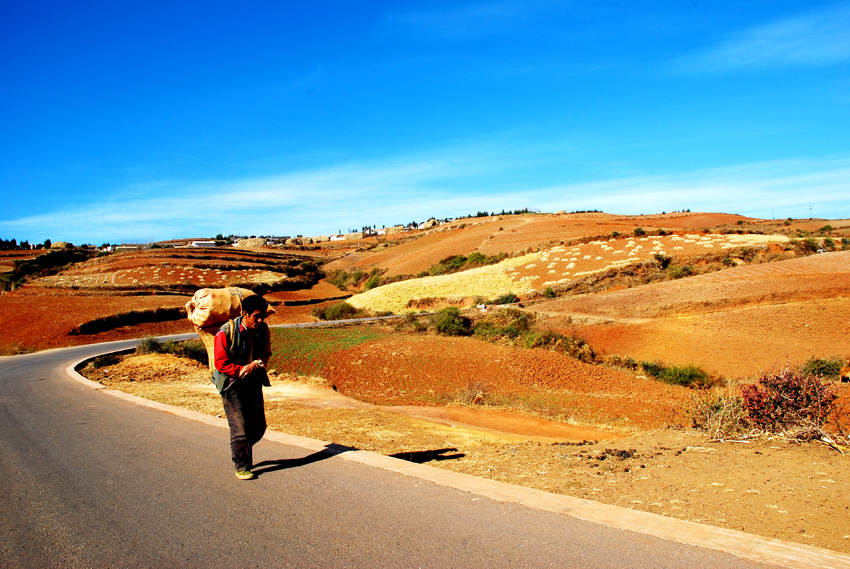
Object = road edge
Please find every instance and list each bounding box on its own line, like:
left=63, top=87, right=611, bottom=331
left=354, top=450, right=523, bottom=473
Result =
left=66, top=358, right=850, bottom=569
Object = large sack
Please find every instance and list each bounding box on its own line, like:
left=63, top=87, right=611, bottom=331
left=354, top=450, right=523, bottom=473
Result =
left=185, top=287, right=257, bottom=328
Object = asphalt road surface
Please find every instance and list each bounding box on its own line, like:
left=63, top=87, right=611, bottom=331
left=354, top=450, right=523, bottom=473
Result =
left=1, top=340, right=783, bottom=568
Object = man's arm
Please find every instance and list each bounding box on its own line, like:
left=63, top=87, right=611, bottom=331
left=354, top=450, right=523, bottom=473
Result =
left=213, top=329, right=244, bottom=377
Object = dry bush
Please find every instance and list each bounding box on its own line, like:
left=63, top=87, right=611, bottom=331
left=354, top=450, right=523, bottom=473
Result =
left=454, top=381, right=490, bottom=405
left=690, top=385, right=748, bottom=439
left=692, top=367, right=846, bottom=442
left=741, top=367, right=838, bottom=435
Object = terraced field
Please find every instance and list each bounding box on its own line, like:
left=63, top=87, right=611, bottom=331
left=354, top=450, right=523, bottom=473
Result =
left=348, top=232, right=792, bottom=313
left=543, top=251, right=850, bottom=377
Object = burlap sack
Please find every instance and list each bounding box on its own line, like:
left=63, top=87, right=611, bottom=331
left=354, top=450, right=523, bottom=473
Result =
left=197, top=325, right=220, bottom=373
left=185, top=287, right=256, bottom=328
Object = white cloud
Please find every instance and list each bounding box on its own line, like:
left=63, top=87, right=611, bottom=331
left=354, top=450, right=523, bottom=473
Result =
left=678, top=6, right=850, bottom=72
left=2, top=151, right=848, bottom=244
left=528, top=158, right=850, bottom=219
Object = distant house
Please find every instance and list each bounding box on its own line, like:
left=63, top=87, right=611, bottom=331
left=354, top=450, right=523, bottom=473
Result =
left=329, top=234, right=345, bottom=241
left=190, top=241, right=216, bottom=248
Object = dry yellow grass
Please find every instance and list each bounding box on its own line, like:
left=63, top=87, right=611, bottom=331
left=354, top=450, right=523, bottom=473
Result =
left=348, top=233, right=790, bottom=313
left=348, top=252, right=542, bottom=312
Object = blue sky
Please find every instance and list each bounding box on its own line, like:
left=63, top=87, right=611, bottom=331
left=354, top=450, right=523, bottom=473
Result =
left=2, top=1, right=848, bottom=244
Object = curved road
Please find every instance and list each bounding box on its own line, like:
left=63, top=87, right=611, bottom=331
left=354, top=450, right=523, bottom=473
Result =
left=0, top=339, right=827, bottom=568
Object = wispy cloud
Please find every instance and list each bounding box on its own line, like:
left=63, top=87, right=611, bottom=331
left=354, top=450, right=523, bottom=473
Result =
left=678, top=6, right=850, bottom=72
left=529, top=158, right=850, bottom=219
left=2, top=151, right=848, bottom=244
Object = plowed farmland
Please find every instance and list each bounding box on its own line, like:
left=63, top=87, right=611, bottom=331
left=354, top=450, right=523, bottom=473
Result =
left=0, top=247, right=331, bottom=353
left=269, top=328, right=692, bottom=431
left=543, top=251, right=850, bottom=377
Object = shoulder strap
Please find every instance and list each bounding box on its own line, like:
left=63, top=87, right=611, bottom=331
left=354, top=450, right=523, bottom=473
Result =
left=225, top=319, right=239, bottom=355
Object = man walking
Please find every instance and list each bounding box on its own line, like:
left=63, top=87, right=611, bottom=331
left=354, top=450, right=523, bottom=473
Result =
left=212, top=294, right=272, bottom=480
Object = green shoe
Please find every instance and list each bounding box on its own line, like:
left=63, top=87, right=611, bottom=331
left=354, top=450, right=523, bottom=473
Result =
left=235, top=470, right=254, bottom=480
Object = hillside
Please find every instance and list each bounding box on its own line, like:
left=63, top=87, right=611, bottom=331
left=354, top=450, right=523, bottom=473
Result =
left=6, top=211, right=850, bottom=554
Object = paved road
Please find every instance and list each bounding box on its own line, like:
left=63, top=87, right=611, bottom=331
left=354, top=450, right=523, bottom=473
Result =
left=0, top=340, right=783, bottom=568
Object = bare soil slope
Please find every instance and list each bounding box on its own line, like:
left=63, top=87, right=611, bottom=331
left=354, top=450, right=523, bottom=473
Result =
left=328, top=212, right=755, bottom=278
left=271, top=331, right=693, bottom=432
left=540, top=251, right=850, bottom=377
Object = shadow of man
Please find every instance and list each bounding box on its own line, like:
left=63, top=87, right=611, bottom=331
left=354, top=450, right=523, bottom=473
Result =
left=252, top=443, right=353, bottom=477
left=389, top=447, right=465, bottom=464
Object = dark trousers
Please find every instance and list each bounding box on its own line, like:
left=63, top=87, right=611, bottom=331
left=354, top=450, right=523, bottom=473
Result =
left=221, top=381, right=267, bottom=471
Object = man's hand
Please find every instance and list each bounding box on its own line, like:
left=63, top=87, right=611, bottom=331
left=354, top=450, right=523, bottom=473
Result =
left=238, top=360, right=265, bottom=378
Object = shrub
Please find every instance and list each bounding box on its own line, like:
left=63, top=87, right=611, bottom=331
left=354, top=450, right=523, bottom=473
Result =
left=607, top=354, right=639, bottom=370
left=819, top=225, right=834, bottom=233
left=691, top=388, right=748, bottom=439
left=157, top=339, right=209, bottom=365
left=312, top=301, right=360, bottom=321
left=493, top=292, right=519, bottom=305
left=430, top=255, right=466, bottom=275
left=658, top=364, right=712, bottom=388
left=178, top=339, right=209, bottom=365
left=434, top=307, right=471, bottom=336
left=801, top=238, right=820, bottom=253
left=740, top=367, right=838, bottom=432
left=800, top=356, right=844, bottom=378
left=521, top=330, right=560, bottom=349
left=396, top=311, right=427, bottom=333
left=364, top=275, right=381, bottom=290
left=471, top=320, right=501, bottom=339
left=843, top=237, right=850, bottom=250
left=641, top=361, right=665, bottom=378
left=669, top=265, right=694, bottom=279
left=640, top=361, right=712, bottom=388
left=136, top=336, right=162, bottom=355
left=455, top=381, right=489, bottom=405
left=544, top=287, right=556, bottom=299
left=633, top=227, right=646, bottom=237
left=91, top=354, right=120, bottom=369
left=822, top=238, right=835, bottom=251
left=465, top=251, right=487, bottom=265
left=653, top=253, right=671, bottom=269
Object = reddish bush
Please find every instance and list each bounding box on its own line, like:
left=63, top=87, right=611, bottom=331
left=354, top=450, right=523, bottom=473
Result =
left=740, top=367, right=838, bottom=432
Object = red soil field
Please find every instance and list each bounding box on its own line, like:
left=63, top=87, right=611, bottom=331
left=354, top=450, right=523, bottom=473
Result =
left=277, top=332, right=693, bottom=431
left=0, top=248, right=340, bottom=353
left=539, top=251, right=850, bottom=378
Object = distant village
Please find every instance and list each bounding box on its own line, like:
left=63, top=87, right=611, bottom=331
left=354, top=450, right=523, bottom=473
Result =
left=0, top=208, right=545, bottom=252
